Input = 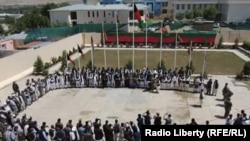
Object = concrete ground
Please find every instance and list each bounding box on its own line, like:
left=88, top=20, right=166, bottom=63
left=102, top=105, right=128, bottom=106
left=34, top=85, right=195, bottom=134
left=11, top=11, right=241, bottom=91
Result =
left=0, top=75, right=249, bottom=126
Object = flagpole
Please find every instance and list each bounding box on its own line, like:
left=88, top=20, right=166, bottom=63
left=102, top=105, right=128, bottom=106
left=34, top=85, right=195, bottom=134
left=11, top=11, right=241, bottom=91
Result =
left=66, top=53, right=68, bottom=68
left=202, top=48, right=207, bottom=77
left=145, top=19, right=148, bottom=68
left=91, top=42, right=94, bottom=70
left=102, top=22, right=107, bottom=68
left=188, top=40, right=192, bottom=71
left=132, top=0, right=135, bottom=71
left=160, top=21, right=163, bottom=67
left=116, top=10, right=120, bottom=68
left=174, top=31, right=177, bottom=68
left=78, top=54, right=81, bottom=69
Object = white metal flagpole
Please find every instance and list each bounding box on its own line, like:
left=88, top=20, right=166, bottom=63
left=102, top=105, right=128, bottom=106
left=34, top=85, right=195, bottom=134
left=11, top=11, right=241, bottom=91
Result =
left=102, top=22, right=107, bottom=68
left=160, top=21, right=163, bottom=67
left=78, top=54, right=80, bottom=69
left=116, top=10, right=120, bottom=68
left=174, top=31, right=177, bottom=68
left=132, top=0, right=135, bottom=71
left=145, top=18, right=148, bottom=68
left=202, top=48, right=207, bottom=77
left=188, top=40, right=192, bottom=75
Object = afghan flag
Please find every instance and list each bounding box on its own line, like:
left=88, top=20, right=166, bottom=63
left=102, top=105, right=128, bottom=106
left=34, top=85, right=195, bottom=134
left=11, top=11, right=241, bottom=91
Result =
left=77, top=44, right=83, bottom=55
left=116, top=13, right=120, bottom=24
left=67, top=54, right=75, bottom=65
left=177, top=35, right=183, bottom=43
left=91, top=36, right=94, bottom=50
left=134, top=4, right=143, bottom=29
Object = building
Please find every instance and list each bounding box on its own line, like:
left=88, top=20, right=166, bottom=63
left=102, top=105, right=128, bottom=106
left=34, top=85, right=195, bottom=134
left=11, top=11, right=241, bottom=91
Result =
left=99, top=0, right=124, bottom=4
left=49, top=4, right=148, bottom=32
left=0, top=39, right=15, bottom=50
left=171, top=0, right=250, bottom=23
left=125, top=0, right=168, bottom=17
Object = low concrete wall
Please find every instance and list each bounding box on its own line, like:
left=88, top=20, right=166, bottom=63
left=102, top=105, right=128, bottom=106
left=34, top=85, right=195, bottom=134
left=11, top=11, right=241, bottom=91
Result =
left=0, top=33, right=84, bottom=89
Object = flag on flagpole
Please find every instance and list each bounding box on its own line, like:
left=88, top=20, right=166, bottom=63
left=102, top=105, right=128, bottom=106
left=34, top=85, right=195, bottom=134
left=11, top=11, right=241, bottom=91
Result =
left=91, top=36, right=94, bottom=50
left=67, top=54, right=75, bottom=65
left=77, top=44, right=84, bottom=56
left=177, top=35, right=183, bottom=43
left=134, top=4, right=143, bottom=29
left=116, top=12, right=120, bottom=24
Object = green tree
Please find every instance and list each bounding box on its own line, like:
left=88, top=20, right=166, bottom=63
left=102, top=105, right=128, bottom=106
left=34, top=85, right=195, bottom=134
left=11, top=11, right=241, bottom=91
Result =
left=4, top=16, right=15, bottom=24
left=192, top=8, right=203, bottom=18
left=185, top=10, right=193, bottom=19
left=40, top=3, right=58, bottom=18
left=186, top=61, right=195, bottom=75
left=243, top=61, right=250, bottom=76
left=175, top=13, right=184, bottom=21
left=202, top=6, right=217, bottom=20
left=0, top=25, right=4, bottom=35
left=60, top=50, right=67, bottom=71
left=86, top=60, right=93, bottom=69
left=157, top=60, right=166, bottom=70
left=125, top=59, right=132, bottom=69
left=218, top=36, right=223, bottom=49
left=33, top=56, right=44, bottom=75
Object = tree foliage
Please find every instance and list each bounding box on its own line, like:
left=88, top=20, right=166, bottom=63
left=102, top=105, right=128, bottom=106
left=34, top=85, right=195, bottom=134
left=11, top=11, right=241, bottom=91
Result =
left=60, top=50, right=67, bottom=71
left=175, top=13, right=184, bottom=21
left=125, top=59, right=132, bottom=69
left=3, top=3, right=69, bottom=34
left=202, top=6, right=217, bottom=21
left=243, top=61, right=250, bottom=76
left=0, top=25, right=4, bottom=35
left=185, top=10, right=193, bottom=19
left=86, top=60, right=93, bottom=69
left=218, top=36, right=223, bottom=49
left=185, top=61, right=195, bottom=75
left=157, top=60, right=166, bottom=70
left=193, top=8, right=203, bottom=18
left=33, top=56, right=44, bottom=75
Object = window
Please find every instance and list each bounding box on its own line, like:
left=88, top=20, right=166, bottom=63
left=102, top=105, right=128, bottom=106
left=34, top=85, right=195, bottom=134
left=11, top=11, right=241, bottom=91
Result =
left=129, top=11, right=133, bottom=20
left=104, top=11, right=106, bottom=17
left=112, top=11, right=114, bottom=17
left=204, top=4, right=207, bottom=9
left=182, top=4, right=185, bottom=10
left=70, top=11, right=77, bottom=20
left=165, top=2, right=168, bottom=7
left=97, top=11, right=99, bottom=17
left=199, top=4, right=202, bottom=9
left=92, top=11, right=95, bottom=17
left=193, top=4, right=196, bottom=9
left=187, top=4, right=191, bottom=10
left=162, top=2, right=165, bottom=7
left=88, top=11, right=90, bottom=17
left=176, top=4, right=180, bottom=10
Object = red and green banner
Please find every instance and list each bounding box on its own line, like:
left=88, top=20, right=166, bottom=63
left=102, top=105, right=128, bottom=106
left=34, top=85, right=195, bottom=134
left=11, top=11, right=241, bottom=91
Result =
left=105, top=32, right=216, bottom=44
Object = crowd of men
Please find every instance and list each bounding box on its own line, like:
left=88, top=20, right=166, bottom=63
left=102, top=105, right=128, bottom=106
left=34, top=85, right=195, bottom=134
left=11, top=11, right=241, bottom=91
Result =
left=0, top=66, right=248, bottom=141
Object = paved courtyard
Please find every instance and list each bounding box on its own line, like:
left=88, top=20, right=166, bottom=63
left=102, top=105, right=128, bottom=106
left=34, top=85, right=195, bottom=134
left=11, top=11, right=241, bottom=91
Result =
left=0, top=75, right=250, bottom=126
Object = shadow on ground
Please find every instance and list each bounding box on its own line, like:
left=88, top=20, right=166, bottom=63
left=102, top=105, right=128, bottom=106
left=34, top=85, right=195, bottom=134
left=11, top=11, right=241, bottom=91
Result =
left=216, top=104, right=224, bottom=107
left=214, top=115, right=225, bottom=119
left=190, top=104, right=201, bottom=108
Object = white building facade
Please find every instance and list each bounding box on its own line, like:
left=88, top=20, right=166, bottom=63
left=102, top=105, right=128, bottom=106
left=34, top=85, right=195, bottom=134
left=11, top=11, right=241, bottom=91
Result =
left=49, top=4, right=148, bottom=32
left=171, top=0, right=250, bottom=23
